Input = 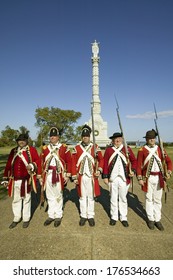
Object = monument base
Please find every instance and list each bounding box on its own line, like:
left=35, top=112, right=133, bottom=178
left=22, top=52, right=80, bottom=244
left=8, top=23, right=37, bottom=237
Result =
left=87, top=114, right=110, bottom=148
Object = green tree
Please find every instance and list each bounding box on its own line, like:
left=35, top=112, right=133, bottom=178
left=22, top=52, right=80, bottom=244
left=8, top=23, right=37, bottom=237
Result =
left=0, top=126, right=31, bottom=147
left=0, top=126, right=19, bottom=146
left=35, top=107, right=82, bottom=145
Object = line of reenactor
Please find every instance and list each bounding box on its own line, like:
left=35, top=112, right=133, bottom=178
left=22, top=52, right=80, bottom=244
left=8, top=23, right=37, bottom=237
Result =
left=2, top=124, right=172, bottom=231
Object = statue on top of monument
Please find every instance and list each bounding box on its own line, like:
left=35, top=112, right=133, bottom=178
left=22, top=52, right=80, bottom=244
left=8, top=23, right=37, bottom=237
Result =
left=92, top=40, right=99, bottom=57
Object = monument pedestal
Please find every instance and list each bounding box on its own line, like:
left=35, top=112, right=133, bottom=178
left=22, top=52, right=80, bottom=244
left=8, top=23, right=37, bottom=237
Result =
left=88, top=114, right=109, bottom=147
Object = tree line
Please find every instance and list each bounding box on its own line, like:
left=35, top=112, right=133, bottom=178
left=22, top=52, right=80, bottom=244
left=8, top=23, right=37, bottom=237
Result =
left=0, top=107, right=82, bottom=147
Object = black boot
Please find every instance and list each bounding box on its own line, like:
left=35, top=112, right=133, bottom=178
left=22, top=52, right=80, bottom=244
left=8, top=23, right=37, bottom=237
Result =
left=9, top=222, right=18, bottom=229
left=88, top=218, right=95, bottom=227
left=79, top=217, right=87, bottom=226
left=44, top=218, right=54, bottom=226
left=54, top=218, right=61, bottom=227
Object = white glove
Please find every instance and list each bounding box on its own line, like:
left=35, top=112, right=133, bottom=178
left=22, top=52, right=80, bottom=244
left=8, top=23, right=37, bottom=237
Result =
left=1, top=181, right=8, bottom=188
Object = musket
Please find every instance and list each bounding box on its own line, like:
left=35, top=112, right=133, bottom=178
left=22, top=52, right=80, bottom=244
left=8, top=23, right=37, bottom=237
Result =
left=40, top=185, right=45, bottom=209
left=91, top=102, right=96, bottom=159
left=91, top=102, right=98, bottom=173
left=114, top=95, right=134, bottom=192
left=40, top=145, right=46, bottom=209
left=153, top=103, right=169, bottom=203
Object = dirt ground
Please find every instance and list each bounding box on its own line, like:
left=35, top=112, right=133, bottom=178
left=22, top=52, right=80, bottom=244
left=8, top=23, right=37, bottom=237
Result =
left=0, top=178, right=173, bottom=260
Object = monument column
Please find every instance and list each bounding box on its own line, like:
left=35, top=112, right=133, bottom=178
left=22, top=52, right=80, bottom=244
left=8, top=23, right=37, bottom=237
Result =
left=92, top=41, right=101, bottom=114
left=88, top=40, right=109, bottom=147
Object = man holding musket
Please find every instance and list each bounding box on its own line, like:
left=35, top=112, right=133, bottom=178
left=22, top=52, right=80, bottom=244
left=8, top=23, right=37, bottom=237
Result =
left=40, top=127, right=71, bottom=227
left=102, top=132, right=137, bottom=227
left=2, top=133, right=41, bottom=229
left=71, top=124, right=104, bottom=227
left=136, top=129, right=172, bottom=231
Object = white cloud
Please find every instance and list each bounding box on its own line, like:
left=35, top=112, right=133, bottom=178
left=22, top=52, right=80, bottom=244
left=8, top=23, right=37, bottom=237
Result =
left=157, top=110, right=173, bottom=118
left=126, top=110, right=173, bottom=119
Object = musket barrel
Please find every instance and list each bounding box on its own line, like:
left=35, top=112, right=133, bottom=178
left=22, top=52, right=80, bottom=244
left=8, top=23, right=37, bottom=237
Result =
left=91, top=102, right=96, bottom=158
left=153, top=103, right=169, bottom=202
left=114, top=95, right=134, bottom=192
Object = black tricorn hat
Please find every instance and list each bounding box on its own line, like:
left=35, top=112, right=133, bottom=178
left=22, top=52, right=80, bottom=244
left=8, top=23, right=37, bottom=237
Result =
left=49, top=127, right=61, bottom=137
left=16, top=133, right=29, bottom=142
left=109, top=132, right=123, bottom=139
left=143, top=129, right=158, bottom=139
left=81, top=124, right=92, bottom=137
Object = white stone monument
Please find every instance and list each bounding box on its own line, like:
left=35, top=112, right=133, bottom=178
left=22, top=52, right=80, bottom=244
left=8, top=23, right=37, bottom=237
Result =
left=87, top=40, right=109, bottom=147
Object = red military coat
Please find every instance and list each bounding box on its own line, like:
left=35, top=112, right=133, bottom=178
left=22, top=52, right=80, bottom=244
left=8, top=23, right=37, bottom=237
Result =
left=137, top=145, right=172, bottom=192
left=3, top=145, right=41, bottom=197
left=102, top=145, right=137, bottom=185
left=71, top=142, right=104, bottom=197
left=41, top=143, right=72, bottom=190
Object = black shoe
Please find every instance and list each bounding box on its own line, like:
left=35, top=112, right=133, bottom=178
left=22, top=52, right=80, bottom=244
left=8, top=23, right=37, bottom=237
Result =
left=23, top=221, right=30, bottom=228
left=109, top=219, right=116, bottom=226
left=54, top=218, right=61, bottom=227
left=79, top=217, right=87, bottom=226
left=147, top=220, right=155, bottom=230
left=121, top=221, right=129, bottom=227
left=44, top=218, right=54, bottom=226
left=9, top=221, right=18, bottom=229
left=155, top=221, right=164, bottom=231
left=88, top=218, right=95, bottom=227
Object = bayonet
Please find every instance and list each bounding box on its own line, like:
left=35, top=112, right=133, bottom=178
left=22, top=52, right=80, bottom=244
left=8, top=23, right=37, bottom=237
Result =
left=114, top=95, right=128, bottom=158
left=153, top=103, right=165, bottom=159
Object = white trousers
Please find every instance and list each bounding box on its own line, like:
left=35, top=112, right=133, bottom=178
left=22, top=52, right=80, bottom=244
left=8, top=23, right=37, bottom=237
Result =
left=145, top=175, right=162, bottom=222
left=109, top=177, right=129, bottom=221
left=12, top=180, right=31, bottom=222
left=45, top=172, right=63, bottom=219
left=80, top=174, right=94, bottom=219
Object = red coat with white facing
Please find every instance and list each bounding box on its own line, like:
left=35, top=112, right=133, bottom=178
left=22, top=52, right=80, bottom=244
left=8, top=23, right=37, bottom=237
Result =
left=3, top=146, right=41, bottom=197
left=41, top=143, right=72, bottom=190
left=102, top=145, right=137, bottom=185
left=71, top=143, right=104, bottom=197
left=136, top=145, right=172, bottom=192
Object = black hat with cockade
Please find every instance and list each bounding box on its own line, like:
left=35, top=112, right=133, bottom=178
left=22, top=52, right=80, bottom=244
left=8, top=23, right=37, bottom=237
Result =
left=81, top=125, right=92, bottom=137
left=143, top=129, right=158, bottom=139
left=16, top=133, right=29, bottom=142
left=109, top=132, right=123, bottom=139
left=49, top=127, right=60, bottom=137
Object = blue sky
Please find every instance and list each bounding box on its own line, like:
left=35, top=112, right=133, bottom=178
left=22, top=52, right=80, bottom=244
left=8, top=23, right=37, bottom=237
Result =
left=0, top=0, right=173, bottom=142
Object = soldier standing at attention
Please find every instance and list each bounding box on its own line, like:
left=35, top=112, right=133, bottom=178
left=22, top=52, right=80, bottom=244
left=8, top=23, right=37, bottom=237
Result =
left=71, top=125, right=104, bottom=227
left=40, top=127, right=71, bottom=227
left=2, top=133, right=41, bottom=229
left=102, top=132, right=137, bottom=227
left=136, top=129, right=172, bottom=231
